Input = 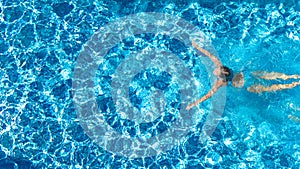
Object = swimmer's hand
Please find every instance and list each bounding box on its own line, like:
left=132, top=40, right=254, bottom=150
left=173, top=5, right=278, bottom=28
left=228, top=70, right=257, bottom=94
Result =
left=186, top=104, right=194, bottom=111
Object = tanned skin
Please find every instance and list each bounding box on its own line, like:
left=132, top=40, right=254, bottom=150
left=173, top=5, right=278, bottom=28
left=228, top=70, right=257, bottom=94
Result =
left=186, top=40, right=228, bottom=110
left=188, top=40, right=300, bottom=123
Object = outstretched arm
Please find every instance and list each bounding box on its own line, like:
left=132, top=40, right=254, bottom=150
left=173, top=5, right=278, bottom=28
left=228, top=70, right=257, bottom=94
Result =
left=186, top=80, right=226, bottom=110
left=192, top=40, right=223, bottom=68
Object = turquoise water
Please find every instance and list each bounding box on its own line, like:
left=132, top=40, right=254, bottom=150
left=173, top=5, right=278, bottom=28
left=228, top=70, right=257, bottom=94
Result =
left=1, top=0, right=300, bottom=168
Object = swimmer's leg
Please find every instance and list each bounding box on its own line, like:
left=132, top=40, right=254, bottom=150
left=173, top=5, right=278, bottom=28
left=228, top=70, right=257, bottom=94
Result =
left=247, top=81, right=300, bottom=93
left=252, top=71, right=300, bottom=80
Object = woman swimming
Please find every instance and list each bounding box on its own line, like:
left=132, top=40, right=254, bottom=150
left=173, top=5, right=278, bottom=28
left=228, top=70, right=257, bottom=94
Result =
left=186, top=40, right=300, bottom=111
left=186, top=40, right=243, bottom=110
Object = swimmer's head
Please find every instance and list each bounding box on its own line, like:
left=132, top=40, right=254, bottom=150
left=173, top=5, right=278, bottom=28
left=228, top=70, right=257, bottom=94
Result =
left=214, top=66, right=232, bottom=82
left=232, top=72, right=245, bottom=88
left=220, top=66, right=231, bottom=77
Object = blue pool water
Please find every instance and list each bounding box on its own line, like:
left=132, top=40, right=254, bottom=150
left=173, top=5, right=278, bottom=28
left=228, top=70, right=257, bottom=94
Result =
left=1, top=0, right=300, bottom=168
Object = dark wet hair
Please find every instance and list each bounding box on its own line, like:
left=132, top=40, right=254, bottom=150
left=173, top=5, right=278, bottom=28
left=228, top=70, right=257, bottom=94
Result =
left=220, top=66, right=233, bottom=82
